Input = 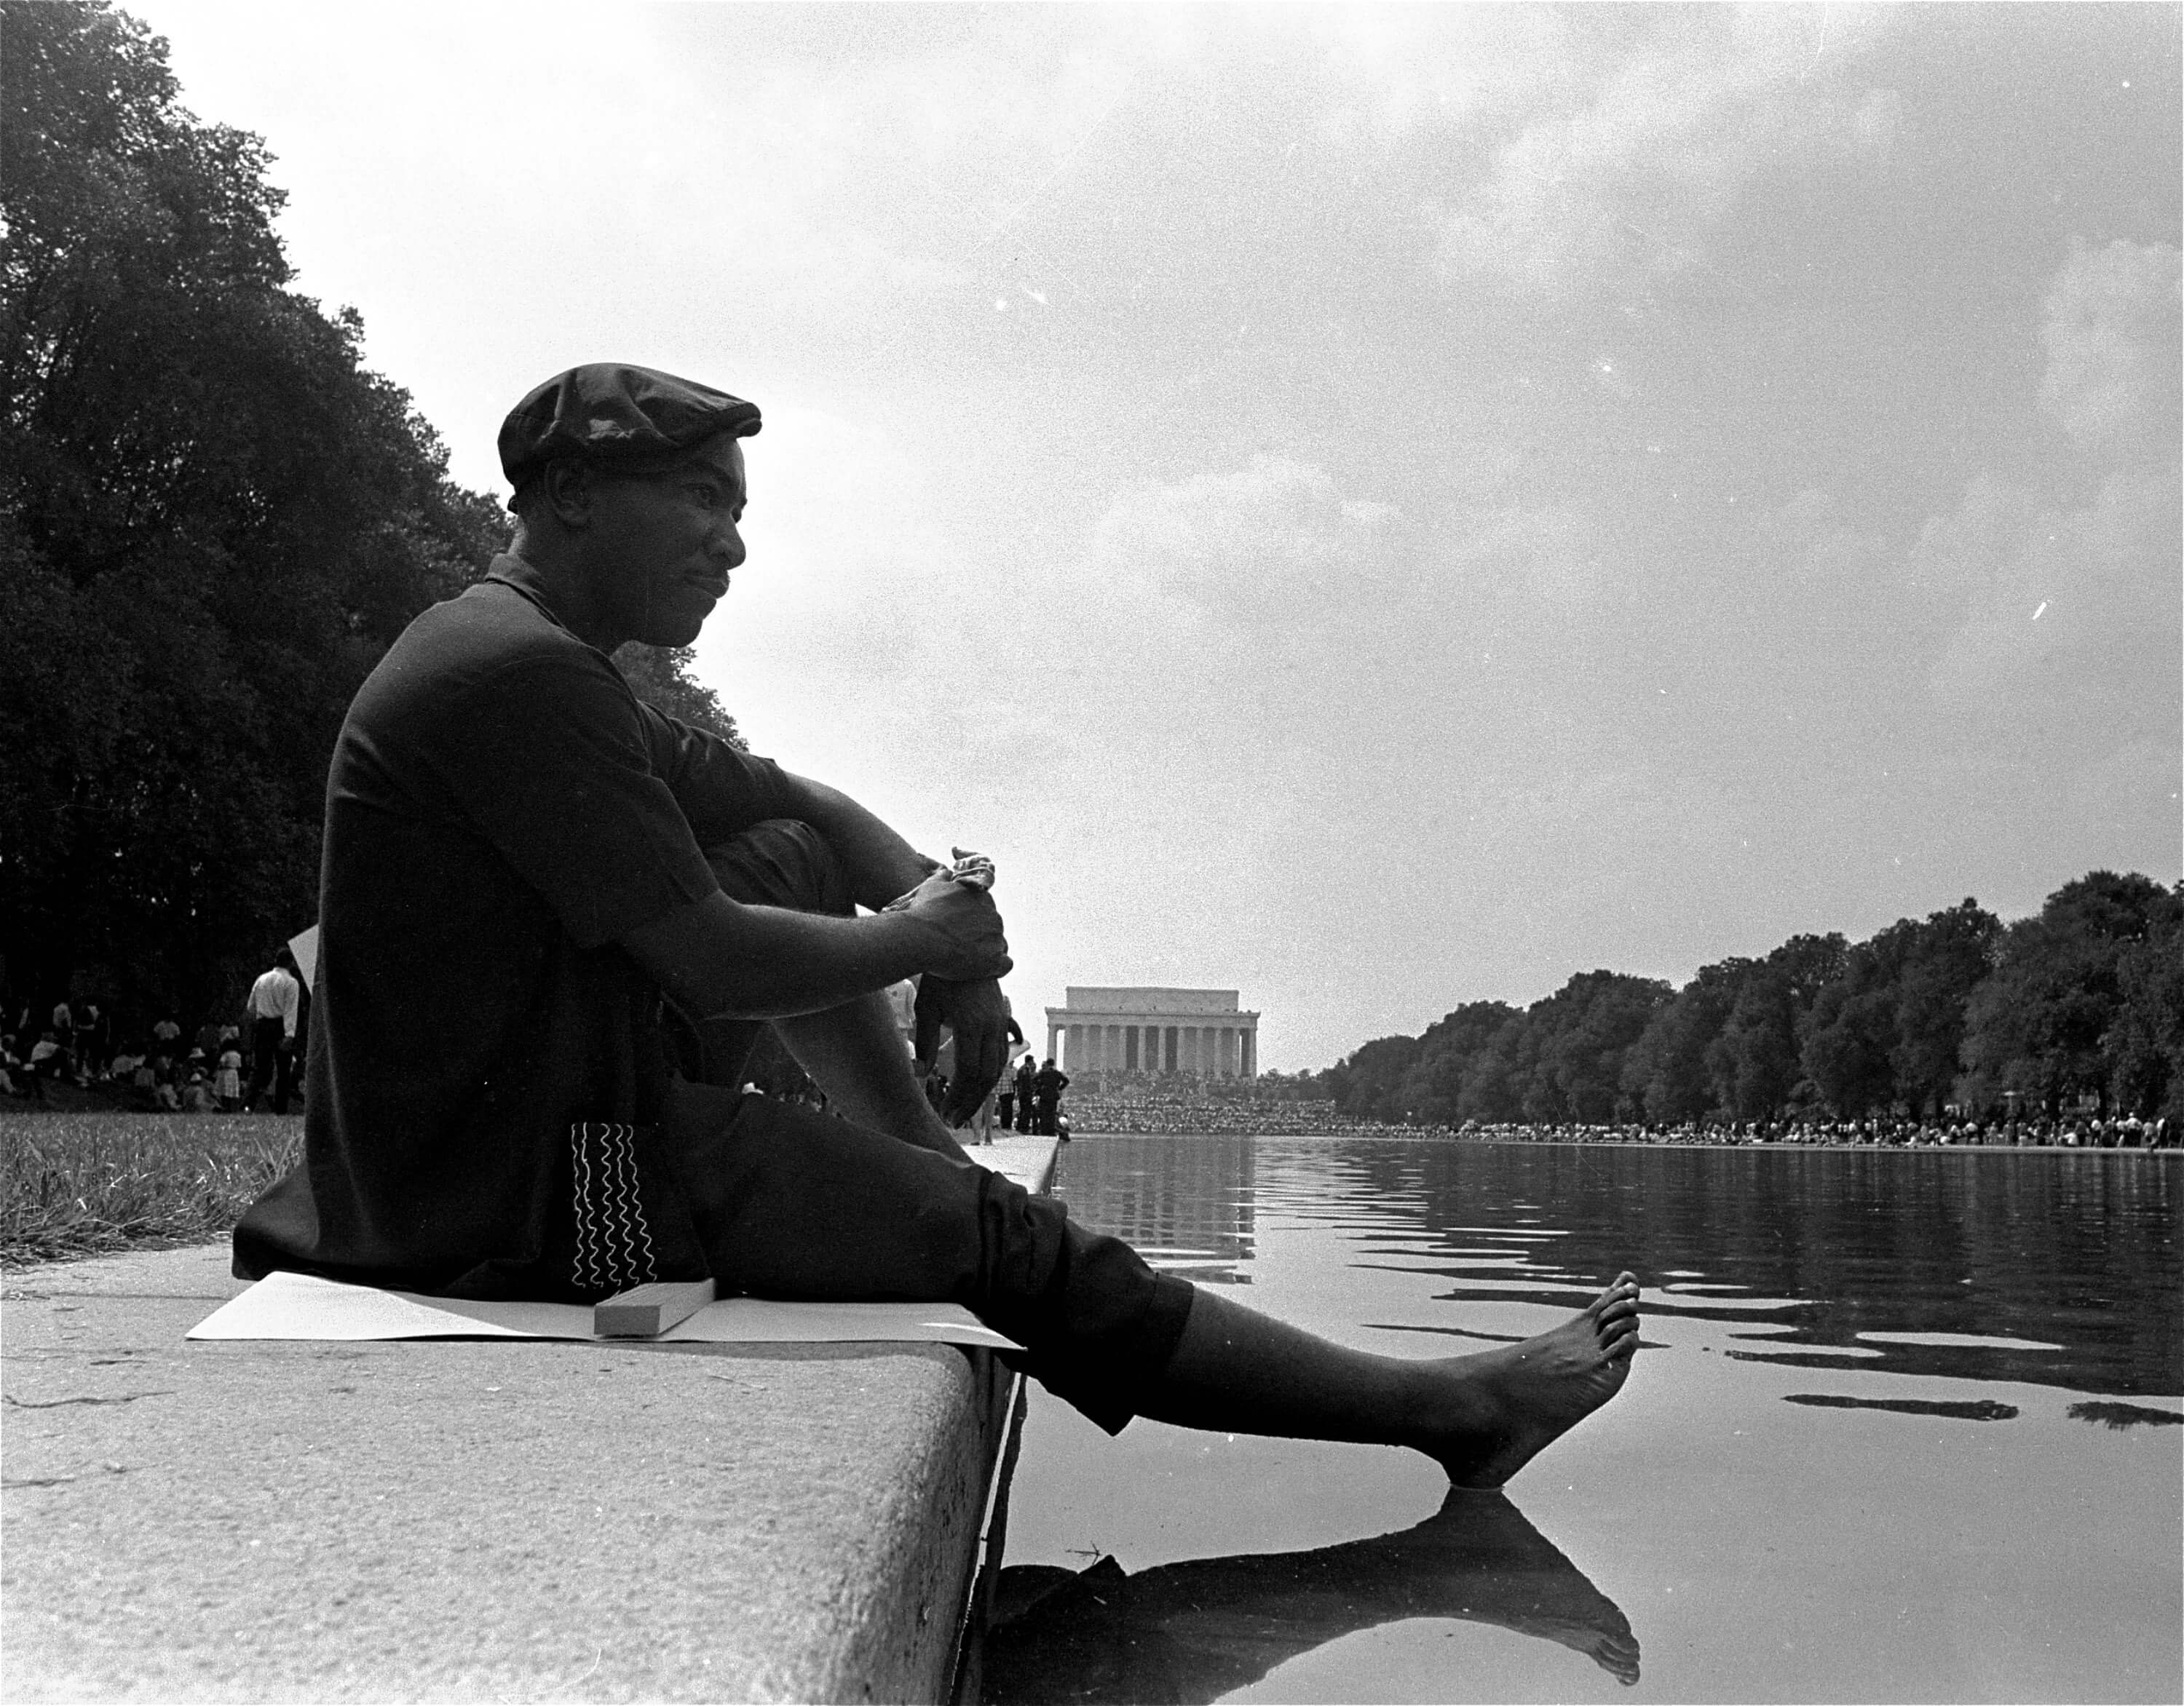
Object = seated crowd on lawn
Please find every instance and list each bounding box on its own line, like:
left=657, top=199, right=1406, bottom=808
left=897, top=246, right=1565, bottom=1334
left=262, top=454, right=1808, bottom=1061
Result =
left=1, top=960, right=304, bottom=1115
left=4, top=1013, right=248, bottom=1111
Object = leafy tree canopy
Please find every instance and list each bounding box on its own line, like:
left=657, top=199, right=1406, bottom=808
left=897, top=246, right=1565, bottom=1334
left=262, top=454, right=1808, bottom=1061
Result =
left=1307, top=876, right=2179, bottom=1125
left=0, top=1, right=737, bottom=1037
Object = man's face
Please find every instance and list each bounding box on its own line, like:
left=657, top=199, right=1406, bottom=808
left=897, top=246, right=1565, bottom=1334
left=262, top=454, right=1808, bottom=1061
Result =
left=582, top=433, right=748, bottom=647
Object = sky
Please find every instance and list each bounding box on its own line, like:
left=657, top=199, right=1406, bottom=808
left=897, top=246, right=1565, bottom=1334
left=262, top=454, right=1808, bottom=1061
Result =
left=125, top=1, right=2181, bottom=1070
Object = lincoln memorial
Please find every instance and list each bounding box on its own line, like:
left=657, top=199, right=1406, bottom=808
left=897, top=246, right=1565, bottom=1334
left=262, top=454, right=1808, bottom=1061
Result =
left=1042, top=987, right=1260, bottom=1079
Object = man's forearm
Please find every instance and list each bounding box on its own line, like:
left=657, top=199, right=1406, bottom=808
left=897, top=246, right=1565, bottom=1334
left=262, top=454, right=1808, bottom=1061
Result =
left=623, top=896, right=936, bottom=1023
left=778, top=772, right=942, bottom=912
left=775, top=996, right=971, bottom=1164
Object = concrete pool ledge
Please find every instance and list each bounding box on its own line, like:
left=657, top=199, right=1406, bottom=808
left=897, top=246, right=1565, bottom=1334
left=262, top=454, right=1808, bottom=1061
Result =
left=1, top=1133, right=1059, bottom=1704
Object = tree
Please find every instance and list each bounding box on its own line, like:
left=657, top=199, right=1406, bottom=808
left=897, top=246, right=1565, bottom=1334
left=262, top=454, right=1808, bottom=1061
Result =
left=1516, top=970, right=1672, bottom=1124
left=1960, top=873, right=2177, bottom=1116
left=1452, top=1017, right=1525, bottom=1124
left=1321, top=1034, right=1423, bottom=1123
left=1301, top=877, right=2175, bottom=1131
left=0, top=2, right=735, bottom=1038
left=1709, top=934, right=1845, bottom=1119
left=2108, top=892, right=2184, bottom=1119
left=1800, top=976, right=1898, bottom=1116
left=1396, top=999, right=1519, bottom=1125
left=1889, top=899, right=2001, bottom=1114
left=1620, top=957, right=1749, bottom=1124
left=1799, top=902, right=1999, bottom=1119
left=2, top=1, right=482, bottom=1030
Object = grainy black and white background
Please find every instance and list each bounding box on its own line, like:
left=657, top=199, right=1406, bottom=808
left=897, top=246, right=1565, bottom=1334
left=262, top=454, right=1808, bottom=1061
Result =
left=128, top=1, right=2181, bottom=1067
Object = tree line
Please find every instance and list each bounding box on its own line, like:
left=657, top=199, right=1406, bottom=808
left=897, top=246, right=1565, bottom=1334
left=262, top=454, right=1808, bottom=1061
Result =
left=1305, top=872, right=2184, bottom=1127
left=0, top=1, right=740, bottom=1039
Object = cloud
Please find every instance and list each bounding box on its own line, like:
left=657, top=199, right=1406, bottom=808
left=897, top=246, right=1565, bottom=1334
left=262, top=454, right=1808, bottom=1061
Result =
left=689, top=403, right=965, bottom=795
left=1919, top=468, right=2180, bottom=724
left=1092, top=456, right=1404, bottom=624
left=1445, top=503, right=1604, bottom=608
left=1433, top=7, right=1899, bottom=300
left=2038, top=239, right=2183, bottom=460
left=1273, top=6, right=1583, bottom=138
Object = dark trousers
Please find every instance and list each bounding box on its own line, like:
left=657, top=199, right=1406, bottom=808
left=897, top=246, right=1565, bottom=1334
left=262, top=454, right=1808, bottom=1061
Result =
left=247, top=1018, right=294, bottom=1113
left=675, top=820, right=1195, bottom=1433
left=658, top=1072, right=1190, bottom=1432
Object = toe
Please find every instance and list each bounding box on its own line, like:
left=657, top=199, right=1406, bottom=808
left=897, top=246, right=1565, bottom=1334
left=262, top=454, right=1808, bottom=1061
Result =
left=1588, top=1277, right=1637, bottom=1316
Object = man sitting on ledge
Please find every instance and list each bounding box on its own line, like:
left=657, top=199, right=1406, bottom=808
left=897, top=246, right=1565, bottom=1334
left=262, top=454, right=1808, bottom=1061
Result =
left=235, top=363, right=1639, bottom=1485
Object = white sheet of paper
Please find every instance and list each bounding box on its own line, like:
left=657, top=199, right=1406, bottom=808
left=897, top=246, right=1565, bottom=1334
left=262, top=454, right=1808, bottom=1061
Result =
left=186, top=1269, right=1019, bottom=1349
left=187, top=1271, right=573, bottom=1339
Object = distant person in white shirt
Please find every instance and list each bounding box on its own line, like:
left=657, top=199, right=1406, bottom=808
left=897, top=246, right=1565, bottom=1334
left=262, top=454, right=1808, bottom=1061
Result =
left=245, top=948, right=303, bottom=1114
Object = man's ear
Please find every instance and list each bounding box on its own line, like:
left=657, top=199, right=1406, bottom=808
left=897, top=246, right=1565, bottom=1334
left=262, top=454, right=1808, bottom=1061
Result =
left=541, top=459, right=596, bottom=529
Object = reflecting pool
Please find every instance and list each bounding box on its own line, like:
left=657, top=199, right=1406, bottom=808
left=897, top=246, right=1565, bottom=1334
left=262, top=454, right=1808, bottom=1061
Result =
left=988, top=1137, right=2183, bottom=1705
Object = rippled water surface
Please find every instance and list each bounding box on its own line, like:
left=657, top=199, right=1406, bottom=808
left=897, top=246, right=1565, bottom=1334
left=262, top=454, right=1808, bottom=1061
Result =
left=986, top=1136, right=2183, bottom=1705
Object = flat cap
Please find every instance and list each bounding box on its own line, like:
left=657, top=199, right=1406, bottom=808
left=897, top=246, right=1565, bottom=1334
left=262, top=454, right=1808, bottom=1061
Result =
left=498, top=364, right=761, bottom=492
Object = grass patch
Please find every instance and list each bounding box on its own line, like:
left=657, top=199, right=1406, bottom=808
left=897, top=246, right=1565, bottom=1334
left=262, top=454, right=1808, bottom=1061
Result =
left=0, top=1113, right=301, bottom=1266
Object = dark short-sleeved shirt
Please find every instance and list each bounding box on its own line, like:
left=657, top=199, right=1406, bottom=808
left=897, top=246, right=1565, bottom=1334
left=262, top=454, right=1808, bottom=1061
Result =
left=234, top=556, right=798, bottom=1298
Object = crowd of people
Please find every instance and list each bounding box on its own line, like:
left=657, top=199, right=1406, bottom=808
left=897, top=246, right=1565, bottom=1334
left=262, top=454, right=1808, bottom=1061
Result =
left=1, top=949, right=309, bottom=1116
left=930, top=1052, right=1071, bottom=1140
left=1053, top=1078, right=2180, bottom=1149
left=1439, top=1114, right=2178, bottom=1149
left=775, top=1049, right=1077, bottom=1145
left=9, top=965, right=2173, bottom=1157
left=1068, top=1081, right=1375, bottom=1137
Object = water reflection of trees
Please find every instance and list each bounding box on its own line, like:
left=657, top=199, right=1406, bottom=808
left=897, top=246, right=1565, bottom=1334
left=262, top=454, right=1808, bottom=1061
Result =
left=1783, top=1394, right=2018, bottom=1421
left=981, top=1491, right=1639, bottom=1705
left=1057, top=1138, right=2182, bottom=1398
left=2068, top=1400, right=2184, bottom=1429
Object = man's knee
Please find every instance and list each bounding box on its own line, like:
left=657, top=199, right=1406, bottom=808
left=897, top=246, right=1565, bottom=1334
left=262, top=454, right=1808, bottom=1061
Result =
left=702, top=819, right=853, bottom=917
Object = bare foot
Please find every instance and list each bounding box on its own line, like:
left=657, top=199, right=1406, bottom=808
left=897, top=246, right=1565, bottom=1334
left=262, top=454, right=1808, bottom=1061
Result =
left=1425, top=1272, right=1641, bottom=1488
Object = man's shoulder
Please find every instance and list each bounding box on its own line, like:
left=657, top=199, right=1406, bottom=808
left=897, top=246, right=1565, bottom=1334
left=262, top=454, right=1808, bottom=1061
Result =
left=384, top=579, right=595, bottom=679
left=352, top=579, right=626, bottom=734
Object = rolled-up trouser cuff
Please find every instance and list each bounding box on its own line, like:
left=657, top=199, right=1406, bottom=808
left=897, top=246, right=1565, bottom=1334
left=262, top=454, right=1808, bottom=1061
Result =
left=1006, top=1265, right=1195, bottom=1434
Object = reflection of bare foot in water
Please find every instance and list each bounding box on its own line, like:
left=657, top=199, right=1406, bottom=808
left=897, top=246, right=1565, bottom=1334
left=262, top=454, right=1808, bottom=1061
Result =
left=1404, top=1488, right=1642, bottom=1684
left=1428, top=1273, right=1641, bottom=1488
left=983, top=1488, right=1640, bottom=1705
